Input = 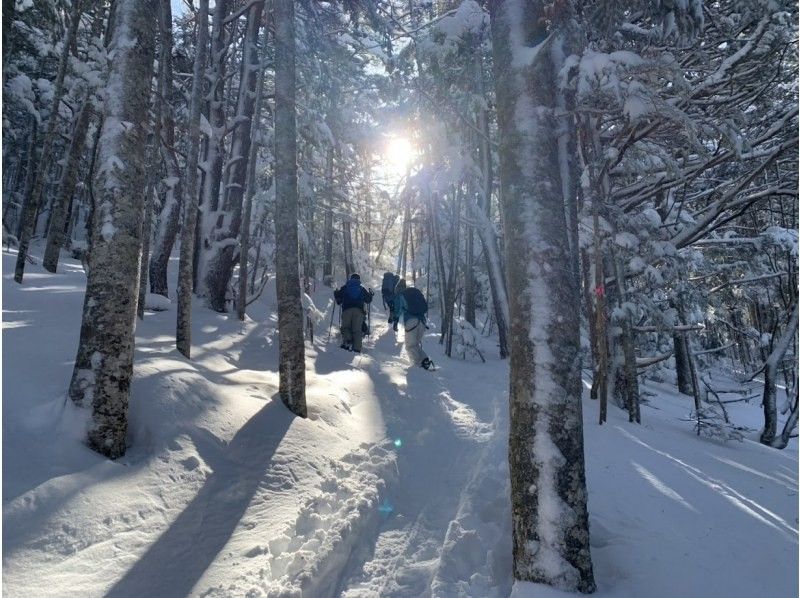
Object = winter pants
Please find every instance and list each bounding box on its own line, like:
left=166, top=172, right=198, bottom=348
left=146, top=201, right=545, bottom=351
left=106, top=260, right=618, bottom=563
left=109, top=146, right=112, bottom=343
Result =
left=404, top=317, right=428, bottom=366
left=341, top=307, right=365, bottom=351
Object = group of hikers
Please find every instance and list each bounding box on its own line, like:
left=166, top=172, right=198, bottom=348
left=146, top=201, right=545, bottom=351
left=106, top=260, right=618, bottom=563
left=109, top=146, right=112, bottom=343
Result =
left=333, top=272, right=435, bottom=371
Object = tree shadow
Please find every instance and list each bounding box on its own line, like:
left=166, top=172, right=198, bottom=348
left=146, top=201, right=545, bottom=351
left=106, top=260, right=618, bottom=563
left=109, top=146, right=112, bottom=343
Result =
left=105, top=395, right=295, bottom=598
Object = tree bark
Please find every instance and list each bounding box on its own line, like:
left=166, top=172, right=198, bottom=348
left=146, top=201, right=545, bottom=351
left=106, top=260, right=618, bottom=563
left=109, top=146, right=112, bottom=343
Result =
left=489, top=0, right=595, bottom=591
left=42, top=98, right=93, bottom=272
left=274, top=0, right=307, bottom=417
left=176, top=0, right=210, bottom=358
left=149, top=0, right=182, bottom=297
left=238, top=17, right=270, bottom=321
left=67, top=0, right=157, bottom=459
left=194, top=0, right=229, bottom=299
left=204, top=0, right=264, bottom=311
left=761, top=302, right=798, bottom=446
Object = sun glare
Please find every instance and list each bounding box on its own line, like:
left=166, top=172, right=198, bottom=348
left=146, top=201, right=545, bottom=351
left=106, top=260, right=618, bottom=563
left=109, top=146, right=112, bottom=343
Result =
left=385, top=137, right=415, bottom=174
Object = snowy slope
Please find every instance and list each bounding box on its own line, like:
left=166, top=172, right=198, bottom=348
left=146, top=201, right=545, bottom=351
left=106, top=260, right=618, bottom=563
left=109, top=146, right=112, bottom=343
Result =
left=2, top=246, right=797, bottom=597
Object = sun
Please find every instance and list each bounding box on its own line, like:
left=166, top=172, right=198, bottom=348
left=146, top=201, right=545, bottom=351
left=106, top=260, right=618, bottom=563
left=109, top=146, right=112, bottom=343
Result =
left=385, top=137, right=415, bottom=174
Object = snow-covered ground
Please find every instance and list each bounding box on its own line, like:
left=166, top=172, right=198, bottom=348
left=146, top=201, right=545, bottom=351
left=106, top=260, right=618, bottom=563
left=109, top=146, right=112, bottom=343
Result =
left=3, top=246, right=798, bottom=597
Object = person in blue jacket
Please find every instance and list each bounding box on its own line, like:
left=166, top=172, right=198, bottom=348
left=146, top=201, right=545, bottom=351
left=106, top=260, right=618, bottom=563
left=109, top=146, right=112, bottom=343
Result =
left=392, top=279, right=434, bottom=370
left=334, top=273, right=373, bottom=352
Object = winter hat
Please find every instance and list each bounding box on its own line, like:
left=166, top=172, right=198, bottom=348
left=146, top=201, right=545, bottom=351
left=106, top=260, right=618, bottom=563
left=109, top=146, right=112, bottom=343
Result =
left=395, top=278, right=407, bottom=293
left=350, top=273, right=361, bottom=280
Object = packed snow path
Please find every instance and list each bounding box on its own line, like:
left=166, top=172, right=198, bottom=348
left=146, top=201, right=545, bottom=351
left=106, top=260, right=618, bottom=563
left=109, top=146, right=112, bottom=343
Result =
left=3, top=250, right=797, bottom=598
left=2, top=250, right=512, bottom=597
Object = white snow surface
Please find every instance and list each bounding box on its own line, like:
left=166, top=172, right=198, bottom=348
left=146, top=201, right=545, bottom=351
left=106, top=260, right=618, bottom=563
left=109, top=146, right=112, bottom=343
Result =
left=3, top=247, right=798, bottom=597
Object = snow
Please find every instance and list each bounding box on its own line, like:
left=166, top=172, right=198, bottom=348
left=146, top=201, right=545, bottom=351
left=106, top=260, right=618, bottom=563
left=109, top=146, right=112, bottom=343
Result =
left=3, top=246, right=798, bottom=597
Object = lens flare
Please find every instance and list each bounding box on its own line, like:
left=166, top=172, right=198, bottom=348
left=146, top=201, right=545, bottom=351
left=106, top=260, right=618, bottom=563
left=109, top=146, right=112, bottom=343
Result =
left=378, top=499, right=394, bottom=515
left=393, top=438, right=403, bottom=448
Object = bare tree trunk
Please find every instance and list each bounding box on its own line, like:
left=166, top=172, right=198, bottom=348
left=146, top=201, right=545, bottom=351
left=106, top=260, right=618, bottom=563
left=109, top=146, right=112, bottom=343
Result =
left=149, top=0, right=182, bottom=297
left=474, top=46, right=509, bottom=359
left=343, top=219, right=355, bottom=278
left=137, top=23, right=166, bottom=319
left=674, top=331, right=694, bottom=396
left=176, top=0, right=210, bottom=358
left=274, top=0, right=306, bottom=417
left=489, top=0, right=595, bottom=591
left=68, top=0, right=157, bottom=459
left=761, top=302, right=798, bottom=446
left=205, top=0, right=264, bottom=311
left=464, top=219, right=476, bottom=326
left=15, top=0, right=85, bottom=282
left=194, top=0, right=229, bottom=300
left=42, top=99, right=93, bottom=272
left=613, top=255, right=641, bottom=424
left=322, top=150, right=334, bottom=285
left=238, top=18, right=270, bottom=321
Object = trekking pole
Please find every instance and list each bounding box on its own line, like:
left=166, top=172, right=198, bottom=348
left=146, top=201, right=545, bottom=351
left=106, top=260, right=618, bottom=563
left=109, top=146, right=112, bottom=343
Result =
left=327, top=302, right=336, bottom=342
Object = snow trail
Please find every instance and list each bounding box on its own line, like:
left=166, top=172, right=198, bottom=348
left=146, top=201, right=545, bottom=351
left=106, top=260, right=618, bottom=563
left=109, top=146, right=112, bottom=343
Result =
left=4, top=251, right=796, bottom=598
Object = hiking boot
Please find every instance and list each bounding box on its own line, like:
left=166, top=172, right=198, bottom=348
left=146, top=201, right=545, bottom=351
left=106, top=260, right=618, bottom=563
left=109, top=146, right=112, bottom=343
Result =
left=392, top=322, right=398, bottom=332
left=421, top=358, right=433, bottom=370
left=353, top=348, right=361, bottom=353
left=340, top=343, right=351, bottom=351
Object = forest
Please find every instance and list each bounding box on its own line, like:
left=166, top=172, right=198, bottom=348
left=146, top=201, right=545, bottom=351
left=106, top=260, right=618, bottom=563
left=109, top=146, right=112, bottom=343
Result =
left=2, top=1, right=798, bottom=596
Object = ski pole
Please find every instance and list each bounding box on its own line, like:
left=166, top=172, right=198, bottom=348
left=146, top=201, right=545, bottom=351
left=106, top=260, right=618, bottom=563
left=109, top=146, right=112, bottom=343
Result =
left=327, top=302, right=336, bottom=342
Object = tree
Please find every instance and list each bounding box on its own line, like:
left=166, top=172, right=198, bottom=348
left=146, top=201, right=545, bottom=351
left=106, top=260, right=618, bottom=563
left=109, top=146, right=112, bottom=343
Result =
left=176, top=0, right=210, bottom=358
left=67, top=0, right=157, bottom=459
left=274, top=0, right=307, bottom=417
left=488, top=0, right=595, bottom=591
left=14, top=0, right=85, bottom=282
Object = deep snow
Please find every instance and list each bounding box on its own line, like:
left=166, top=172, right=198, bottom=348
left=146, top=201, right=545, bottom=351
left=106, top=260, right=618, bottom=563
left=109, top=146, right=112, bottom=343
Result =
left=2, top=246, right=798, bottom=597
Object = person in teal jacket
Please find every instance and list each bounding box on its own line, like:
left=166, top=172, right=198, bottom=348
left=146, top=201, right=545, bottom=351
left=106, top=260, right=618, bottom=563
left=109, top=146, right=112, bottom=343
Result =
left=392, top=279, right=433, bottom=370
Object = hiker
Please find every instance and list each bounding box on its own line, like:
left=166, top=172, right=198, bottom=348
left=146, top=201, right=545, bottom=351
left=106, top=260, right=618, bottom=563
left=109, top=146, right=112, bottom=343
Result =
left=381, top=271, right=401, bottom=331
left=334, top=273, right=373, bottom=353
left=392, top=279, right=434, bottom=370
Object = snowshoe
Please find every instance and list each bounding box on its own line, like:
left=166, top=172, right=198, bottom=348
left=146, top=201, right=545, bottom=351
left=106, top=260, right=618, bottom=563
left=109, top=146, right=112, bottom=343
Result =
left=421, top=358, right=436, bottom=371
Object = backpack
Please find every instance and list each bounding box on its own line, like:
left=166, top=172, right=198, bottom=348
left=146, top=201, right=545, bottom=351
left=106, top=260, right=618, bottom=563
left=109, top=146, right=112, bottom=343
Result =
left=381, top=272, right=399, bottom=296
left=345, top=279, right=362, bottom=301
left=403, top=287, right=427, bottom=319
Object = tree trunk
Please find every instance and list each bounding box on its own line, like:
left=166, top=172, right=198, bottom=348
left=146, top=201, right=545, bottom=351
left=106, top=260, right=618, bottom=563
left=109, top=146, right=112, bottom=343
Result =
left=761, top=302, right=798, bottom=446
left=613, top=255, right=641, bottom=424
left=322, top=150, right=334, bottom=285
left=238, top=19, right=270, bottom=321
left=274, top=0, right=307, bottom=417
left=674, top=332, right=694, bottom=396
left=137, top=22, right=166, bottom=319
left=42, top=99, right=93, bottom=272
left=67, top=0, right=157, bottom=459
left=474, top=47, right=509, bottom=359
left=194, top=0, right=229, bottom=299
left=176, top=0, right=210, bottom=358
left=149, top=0, right=182, bottom=297
left=204, top=0, right=264, bottom=312
left=464, top=220, right=476, bottom=326
left=15, top=0, right=85, bottom=282
left=489, top=0, right=595, bottom=591
left=343, top=219, right=355, bottom=278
